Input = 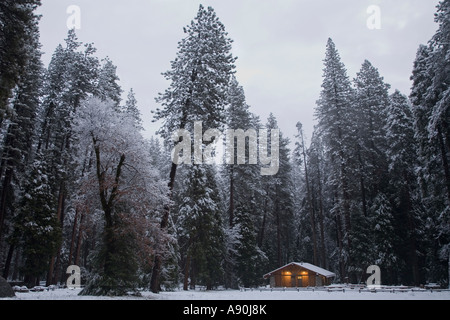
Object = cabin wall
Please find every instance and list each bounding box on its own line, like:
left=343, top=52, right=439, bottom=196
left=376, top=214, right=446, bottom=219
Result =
left=268, top=265, right=332, bottom=287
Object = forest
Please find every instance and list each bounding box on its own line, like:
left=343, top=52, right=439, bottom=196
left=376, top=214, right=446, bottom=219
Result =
left=0, top=1, right=449, bottom=295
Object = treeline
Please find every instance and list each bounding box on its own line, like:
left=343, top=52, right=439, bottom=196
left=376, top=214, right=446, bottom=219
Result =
left=296, top=2, right=450, bottom=285
left=0, top=1, right=448, bottom=295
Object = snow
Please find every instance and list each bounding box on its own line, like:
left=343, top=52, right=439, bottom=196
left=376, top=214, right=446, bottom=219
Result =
left=3, top=287, right=449, bottom=300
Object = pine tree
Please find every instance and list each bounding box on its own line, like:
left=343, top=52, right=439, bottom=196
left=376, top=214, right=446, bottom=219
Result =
left=369, top=193, right=398, bottom=284
left=315, top=38, right=356, bottom=281
left=294, top=122, right=319, bottom=266
left=349, top=60, right=391, bottom=278
left=385, top=90, right=422, bottom=285
left=353, top=60, right=391, bottom=217
left=178, top=164, right=225, bottom=290
left=234, top=203, right=266, bottom=287
left=0, top=2, right=43, bottom=278
left=38, top=30, right=101, bottom=286
left=151, top=4, right=236, bottom=293
left=0, top=0, right=41, bottom=126
left=13, top=155, right=61, bottom=288
left=221, top=76, right=262, bottom=288
left=259, top=114, right=294, bottom=270
left=410, top=1, right=450, bottom=285
left=124, top=88, right=143, bottom=130
left=96, top=57, right=122, bottom=110
left=428, top=0, right=450, bottom=205
left=305, top=130, right=328, bottom=269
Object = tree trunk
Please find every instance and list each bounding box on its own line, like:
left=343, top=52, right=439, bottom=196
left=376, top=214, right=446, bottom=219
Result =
left=74, top=213, right=84, bottom=266
left=448, top=252, right=450, bottom=290
left=402, top=170, right=420, bottom=286
left=257, top=195, right=268, bottom=248
left=437, top=125, right=450, bottom=202
left=0, top=168, right=13, bottom=243
left=275, top=193, right=282, bottom=267
left=47, top=183, right=65, bottom=286
left=357, top=145, right=368, bottom=217
left=93, top=136, right=126, bottom=282
left=300, top=130, right=318, bottom=266
left=183, top=251, right=191, bottom=291
left=68, top=207, right=79, bottom=265
left=2, top=243, right=14, bottom=279
left=150, top=161, right=177, bottom=293
left=334, top=191, right=346, bottom=282
left=312, top=156, right=327, bottom=268
left=229, top=168, right=234, bottom=227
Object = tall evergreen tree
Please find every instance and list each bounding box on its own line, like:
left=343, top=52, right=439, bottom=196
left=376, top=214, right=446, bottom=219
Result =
left=37, top=30, right=101, bottom=285
left=151, top=4, right=236, bottom=293
left=315, top=38, right=356, bottom=281
left=259, top=114, right=294, bottom=271
left=234, top=203, right=266, bottom=287
left=294, top=122, right=320, bottom=266
left=0, top=0, right=41, bottom=126
left=96, top=57, right=122, bottom=110
left=222, top=76, right=262, bottom=288
left=124, top=88, right=143, bottom=130
left=0, top=1, right=43, bottom=277
left=350, top=60, right=391, bottom=278
left=385, top=90, right=422, bottom=285
left=353, top=60, right=391, bottom=216
left=13, top=155, right=61, bottom=288
left=410, top=1, right=450, bottom=285
left=178, top=164, right=225, bottom=290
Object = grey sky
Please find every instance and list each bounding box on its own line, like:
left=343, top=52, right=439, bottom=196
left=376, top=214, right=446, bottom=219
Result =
left=37, top=0, right=439, bottom=144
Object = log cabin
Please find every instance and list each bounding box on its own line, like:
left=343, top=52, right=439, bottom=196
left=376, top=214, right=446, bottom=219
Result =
left=263, top=262, right=335, bottom=288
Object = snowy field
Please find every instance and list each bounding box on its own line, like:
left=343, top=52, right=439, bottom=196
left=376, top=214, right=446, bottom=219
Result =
left=3, top=287, right=450, bottom=300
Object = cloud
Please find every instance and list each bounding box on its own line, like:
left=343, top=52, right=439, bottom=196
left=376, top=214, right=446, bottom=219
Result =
left=37, top=0, right=440, bottom=142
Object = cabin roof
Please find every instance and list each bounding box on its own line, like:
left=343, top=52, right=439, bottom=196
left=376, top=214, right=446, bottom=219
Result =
left=263, top=262, right=336, bottom=279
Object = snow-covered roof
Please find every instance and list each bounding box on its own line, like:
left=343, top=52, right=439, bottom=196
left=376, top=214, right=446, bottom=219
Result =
left=263, top=262, right=336, bottom=279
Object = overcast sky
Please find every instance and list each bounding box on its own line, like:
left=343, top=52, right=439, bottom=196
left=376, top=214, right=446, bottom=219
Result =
left=36, top=0, right=439, bottom=144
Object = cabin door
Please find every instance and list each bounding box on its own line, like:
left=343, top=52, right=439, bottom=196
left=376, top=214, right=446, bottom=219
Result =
left=291, top=276, right=296, bottom=287
left=297, top=275, right=309, bottom=287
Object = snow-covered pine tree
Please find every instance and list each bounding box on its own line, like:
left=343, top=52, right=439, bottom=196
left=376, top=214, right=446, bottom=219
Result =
left=303, top=130, right=328, bottom=269
left=353, top=60, right=391, bottom=217
left=12, top=154, right=61, bottom=288
left=385, top=90, right=422, bottom=285
left=410, top=1, right=450, bottom=285
left=224, top=77, right=261, bottom=225
left=369, top=193, right=398, bottom=284
left=96, top=57, right=122, bottom=110
left=151, top=4, right=236, bottom=293
left=37, top=30, right=101, bottom=285
left=429, top=7, right=450, bottom=282
left=124, top=88, right=143, bottom=130
left=315, top=38, right=356, bottom=281
left=259, top=114, right=294, bottom=270
left=294, top=122, right=320, bottom=267
left=350, top=60, right=391, bottom=279
left=178, top=164, right=225, bottom=290
left=0, top=10, right=43, bottom=277
left=234, top=203, right=266, bottom=288
left=0, top=0, right=41, bottom=126
left=222, top=76, right=262, bottom=288
left=148, top=136, right=171, bottom=177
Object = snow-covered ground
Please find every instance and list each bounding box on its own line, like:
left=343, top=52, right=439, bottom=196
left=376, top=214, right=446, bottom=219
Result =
left=3, top=287, right=450, bottom=300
